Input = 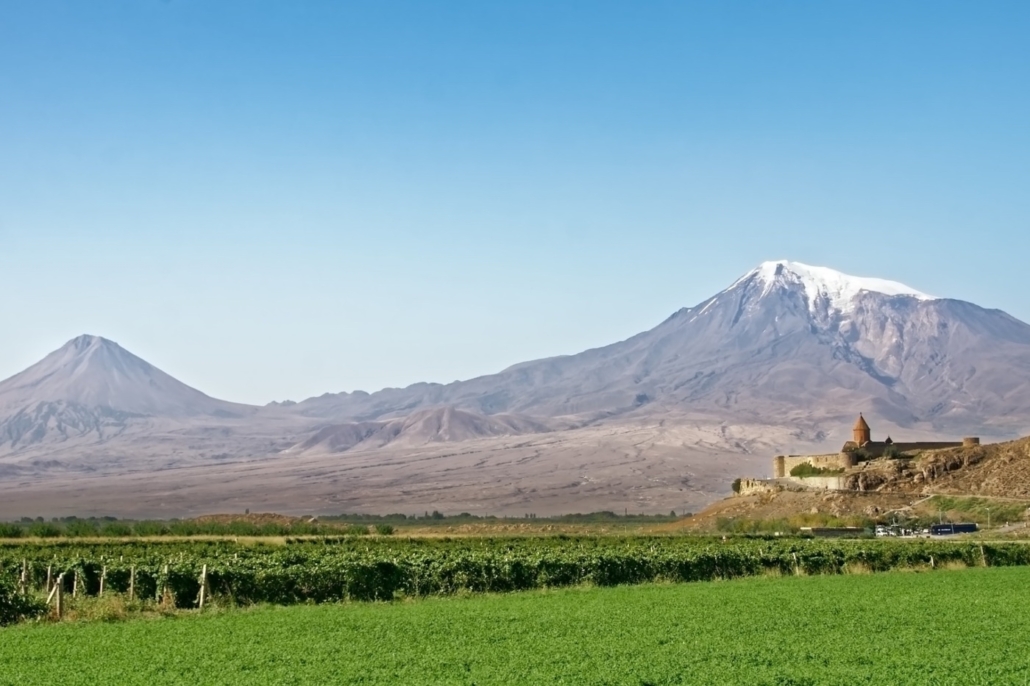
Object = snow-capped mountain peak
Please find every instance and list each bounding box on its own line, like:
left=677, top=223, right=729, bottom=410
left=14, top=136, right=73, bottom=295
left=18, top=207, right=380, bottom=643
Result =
left=742, top=260, right=935, bottom=314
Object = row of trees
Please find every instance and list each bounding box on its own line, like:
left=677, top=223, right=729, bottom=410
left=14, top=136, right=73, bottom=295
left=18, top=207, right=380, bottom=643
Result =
left=0, top=519, right=393, bottom=539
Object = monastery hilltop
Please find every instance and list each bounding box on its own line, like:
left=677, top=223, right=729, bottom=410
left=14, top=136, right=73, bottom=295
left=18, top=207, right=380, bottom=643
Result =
left=736, top=415, right=981, bottom=495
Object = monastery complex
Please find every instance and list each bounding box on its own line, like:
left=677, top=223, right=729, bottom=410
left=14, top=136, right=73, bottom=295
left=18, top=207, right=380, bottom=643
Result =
left=773, top=414, right=980, bottom=478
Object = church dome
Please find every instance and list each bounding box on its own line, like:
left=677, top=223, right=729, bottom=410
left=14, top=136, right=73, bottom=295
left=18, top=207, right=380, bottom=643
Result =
left=853, top=414, right=870, bottom=431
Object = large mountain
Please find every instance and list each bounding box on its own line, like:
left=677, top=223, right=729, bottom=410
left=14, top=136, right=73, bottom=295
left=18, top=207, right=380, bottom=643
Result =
left=0, top=335, right=253, bottom=451
left=292, top=261, right=1030, bottom=435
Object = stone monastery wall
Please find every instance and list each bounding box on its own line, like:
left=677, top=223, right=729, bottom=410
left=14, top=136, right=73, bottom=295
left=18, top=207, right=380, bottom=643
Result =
left=773, top=453, right=856, bottom=478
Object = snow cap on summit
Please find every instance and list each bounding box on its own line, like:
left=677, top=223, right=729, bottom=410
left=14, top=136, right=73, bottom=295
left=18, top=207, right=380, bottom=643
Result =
left=738, top=260, right=935, bottom=313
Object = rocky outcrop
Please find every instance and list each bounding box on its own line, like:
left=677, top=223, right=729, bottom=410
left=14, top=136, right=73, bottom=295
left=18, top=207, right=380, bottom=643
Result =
left=842, top=437, right=1030, bottom=498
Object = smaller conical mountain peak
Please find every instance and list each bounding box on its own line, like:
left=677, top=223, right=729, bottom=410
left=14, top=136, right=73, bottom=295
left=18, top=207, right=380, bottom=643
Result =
left=0, top=335, right=248, bottom=420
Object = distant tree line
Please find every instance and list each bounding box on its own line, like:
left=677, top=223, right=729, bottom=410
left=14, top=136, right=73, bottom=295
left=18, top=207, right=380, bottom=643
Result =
left=0, top=517, right=371, bottom=539
left=322, top=510, right=685, bottom=525
left=0, top=510, right=686, bottom=539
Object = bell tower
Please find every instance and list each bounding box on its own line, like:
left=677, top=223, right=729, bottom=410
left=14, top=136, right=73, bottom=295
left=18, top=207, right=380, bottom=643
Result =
left=852, top=413, right=871, bottom=446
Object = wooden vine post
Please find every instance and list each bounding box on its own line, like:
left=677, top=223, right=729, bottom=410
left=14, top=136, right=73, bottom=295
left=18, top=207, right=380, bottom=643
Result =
left=46, top=564, right=52, bottom=594
left=198, top=564, right=208, bottom=610
left=99, top=566, right=106, bottom=596
left=72, top=570, right=78, bottom=598
left=160, top=564, right=169, bottom=606
left=47, top=573, right=65, bottom=619
left=129, top=566, right=135, bottom=601
left=19, top=559, right=27, bottom=595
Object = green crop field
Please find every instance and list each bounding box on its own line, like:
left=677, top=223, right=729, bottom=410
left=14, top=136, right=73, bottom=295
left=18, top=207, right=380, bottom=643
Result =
left=2, top=567, right=1028, bottom=685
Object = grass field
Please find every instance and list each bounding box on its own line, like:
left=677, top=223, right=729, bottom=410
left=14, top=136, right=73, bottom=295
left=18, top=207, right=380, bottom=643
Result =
left=2, top=567, right=1028, bottom=685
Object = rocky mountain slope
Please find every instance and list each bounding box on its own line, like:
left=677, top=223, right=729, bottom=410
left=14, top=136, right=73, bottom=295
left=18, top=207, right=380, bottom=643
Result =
left=291, top=261, right=1030, bottom=436
left=287, top=406, right=555, bottom=454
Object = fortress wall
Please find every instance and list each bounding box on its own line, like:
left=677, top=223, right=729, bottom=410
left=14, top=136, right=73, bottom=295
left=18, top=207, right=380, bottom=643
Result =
left=739, top=474, right=849, bottom=494
left=778, top=454, right=849, bottom=476
left=862, top=442, right=964, bottom=458
left=780, top=475, right=847, bottom=490
left=808, top=454, right=850, bottom=469
left=892, top=442, right=963, bottom=452
left=736, top=478, right=781, bottom=496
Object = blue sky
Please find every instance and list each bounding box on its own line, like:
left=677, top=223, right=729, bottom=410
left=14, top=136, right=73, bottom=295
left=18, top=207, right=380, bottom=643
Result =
left=2, top=1, right=1028, bottom=404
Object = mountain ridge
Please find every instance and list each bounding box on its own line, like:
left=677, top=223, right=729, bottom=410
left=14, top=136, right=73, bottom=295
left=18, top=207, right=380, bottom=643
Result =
left=287, top=406, right=557, bottom=454
left=3, top=260, right=1030, bottom=462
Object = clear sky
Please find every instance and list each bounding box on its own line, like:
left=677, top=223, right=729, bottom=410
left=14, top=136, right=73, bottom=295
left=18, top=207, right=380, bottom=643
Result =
left=2, top=1, right=1028, bottom=405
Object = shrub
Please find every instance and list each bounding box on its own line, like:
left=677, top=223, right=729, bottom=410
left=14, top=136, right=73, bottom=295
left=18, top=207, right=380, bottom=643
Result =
left=99, top=522, right=134, bottom=537
left=731, top=478, right=742, bottom=493
left=374, top=524, right=395, bottom=536
left=0, top=524, right=23, bottom=538
left=789, top=463, right=844, bottom=478
left=27, top=523, right=62, bottom=538
left=0, top=579, right=46, bottom=626
left=65, top=520, right=99, bottom=537
left=133, top=521, right=171, bottom=536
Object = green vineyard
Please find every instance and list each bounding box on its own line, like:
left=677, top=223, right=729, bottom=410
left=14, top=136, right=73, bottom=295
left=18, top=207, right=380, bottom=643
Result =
left=4, top=536, right=1029, bottom=610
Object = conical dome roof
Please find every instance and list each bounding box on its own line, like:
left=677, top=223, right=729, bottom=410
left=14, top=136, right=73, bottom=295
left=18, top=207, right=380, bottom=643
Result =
left=853, top=414, right=870, bottom=431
